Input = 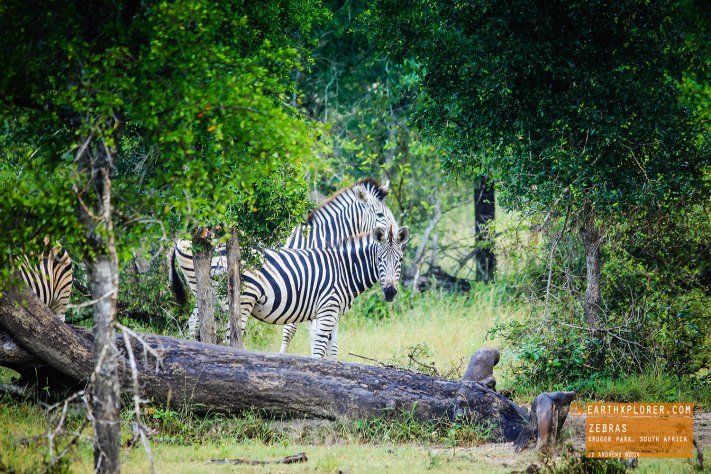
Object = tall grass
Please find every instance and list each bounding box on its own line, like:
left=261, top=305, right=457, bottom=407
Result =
left=246, top=283, right=526, bottom=377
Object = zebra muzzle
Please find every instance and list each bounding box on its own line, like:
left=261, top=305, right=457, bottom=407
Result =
left=383, top=285, right=397, bottom=302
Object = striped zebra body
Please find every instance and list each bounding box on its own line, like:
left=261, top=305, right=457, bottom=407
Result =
left=279, top=179, right=396, bottom=355
left=170, top=178, right=397, bottom=352
left=18, top=244, right=73, bottom=321
left=240, top=226, right=409, bottom=358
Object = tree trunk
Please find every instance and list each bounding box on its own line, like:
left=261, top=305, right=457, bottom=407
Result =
left=192, top=231, right=216, bottom=344
left=580, top=202, right=604, bottom=369
left=408, top=197, right=442, bottom=293
left=75, top=135, right=121, bottom=474
left=227, top=227, right=243, bottom=349
left=87, top=255, right=121, bottom=474
left=474, top=176, right=496, bottom=282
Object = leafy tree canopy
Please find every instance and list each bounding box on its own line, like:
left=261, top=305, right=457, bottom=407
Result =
left=0, top=0, right=327, bottom=274
left=367, top=0, right=708, bottom=217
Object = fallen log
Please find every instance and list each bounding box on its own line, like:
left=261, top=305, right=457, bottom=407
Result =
left=403, top=265, right=472, bottom=293
left=210, top=452, right=307, bottom=465
left=0, top=285, right=572, bottom=448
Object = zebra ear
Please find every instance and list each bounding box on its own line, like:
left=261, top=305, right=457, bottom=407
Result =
left=380, top=180, right=390, bottom=193
left=395, top=226, right=410, bottom=246
left=373, top=226, right=388, bottom=243
left=353, top=185, right=369, bottom=204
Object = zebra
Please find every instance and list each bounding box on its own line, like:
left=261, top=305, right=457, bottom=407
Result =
left=17, top=242, right=73, bottom=321
left=279, top=179, right=396, bottom=355
left=169, top=178, right=397, bottom=350
left=238, top=225, right=409, bottom=358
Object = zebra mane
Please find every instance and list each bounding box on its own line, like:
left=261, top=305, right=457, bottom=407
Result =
left=304, top=178, right=388, bottom=225
left=331, top=230, right=373, bottom=248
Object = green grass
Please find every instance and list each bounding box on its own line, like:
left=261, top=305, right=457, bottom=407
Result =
left=2, top=396, right=706, bottom=473
left=508, top=369, right=711, bottom=408
left=251, top=285, right=526, bottom=373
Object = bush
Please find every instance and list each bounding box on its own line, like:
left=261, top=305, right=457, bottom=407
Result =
left=493, top=204, right=710, bottom=399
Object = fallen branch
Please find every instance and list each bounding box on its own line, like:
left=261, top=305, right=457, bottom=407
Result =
left=210, top=452, right=307, bottom=465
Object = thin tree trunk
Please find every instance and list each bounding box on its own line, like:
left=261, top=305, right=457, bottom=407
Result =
left=87, top=255, right=120, bottom=473
left=227, top=227, right=243, bottom=349
left=75, top=135, right=121, bottom=474
left=474, top=176, right=496, bottom=282
left=580, top=201, right=604, bottom=368
left=408, top=197, right=442, bottom=285
left=193, top=230, right=216, bottom=344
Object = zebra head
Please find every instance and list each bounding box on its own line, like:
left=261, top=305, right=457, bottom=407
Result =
left=372, top=224, right=410, bottom=302
left=352, top=179, right=397, bottom=233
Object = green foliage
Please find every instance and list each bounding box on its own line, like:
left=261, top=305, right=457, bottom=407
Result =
left=221, top=163, right=313, bottom=252
left=490, top=203, right=710, bottom=396
left=0, top=0, right=327, bottom=285
left=351, top=407, right=494, bottom=446
left=140, top=407, right=285, bottom=446
left=130, top=403, right=494, bottom=448
left=300, top=0, right=471, bottom=246
left=351, top=288, right=392, bottom=320
left=368, top=0, right=707, bottom=218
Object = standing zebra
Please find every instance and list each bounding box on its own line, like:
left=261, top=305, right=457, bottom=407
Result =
left=17, top=242, right=73, bottom=321
left=279, top=179, right=396, bottom=356
left=169, top=178, right=397, bottom=351
left=239, top=225, right=409, bottom=358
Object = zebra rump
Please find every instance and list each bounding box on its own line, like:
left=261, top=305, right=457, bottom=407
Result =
left=18, top=243, right=73, bottom=321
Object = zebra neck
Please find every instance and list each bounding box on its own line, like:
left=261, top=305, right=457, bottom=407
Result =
left=302, top=203, right=362, bottom=247
left=342, top=236, right=378, bottom=298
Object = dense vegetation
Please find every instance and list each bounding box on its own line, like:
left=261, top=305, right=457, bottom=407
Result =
left=0, top=0, right=708, bottom=472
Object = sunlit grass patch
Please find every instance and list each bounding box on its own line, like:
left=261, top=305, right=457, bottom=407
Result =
left=269, top=285, right=526, bottom=375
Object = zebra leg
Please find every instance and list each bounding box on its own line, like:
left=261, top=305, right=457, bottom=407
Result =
left=311, top=313, right=338, bottom=359
left=236, top=293, right=258, bottom=346
left=326, top=319, right=340, bottom=359
left=187, top=305, right=199, bottom=339
left=280, top=323, right=298, bottom=353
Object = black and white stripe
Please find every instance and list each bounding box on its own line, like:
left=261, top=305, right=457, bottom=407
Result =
left=18, top=244, right=73, bottom=321
left=239, top=225, right=409, bottom=358
left=169, top=178, right=397, bottom=351
left=279, top=179, right=396, bottom=355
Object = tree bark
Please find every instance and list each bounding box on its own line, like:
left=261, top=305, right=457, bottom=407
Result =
left=192, top=231, right=216, bottom=344
left=75, top=136, right=121, bottom=474
left=408, top=197, right=442, bottom=293
left=227, top=227, right=243, bottom=349
left=580, top=202, right=604, bottom=369
left=474, top=176, right=496, bottom=282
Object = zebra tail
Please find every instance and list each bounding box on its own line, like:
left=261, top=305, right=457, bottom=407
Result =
left=169, top=246, right=188, bottom=306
